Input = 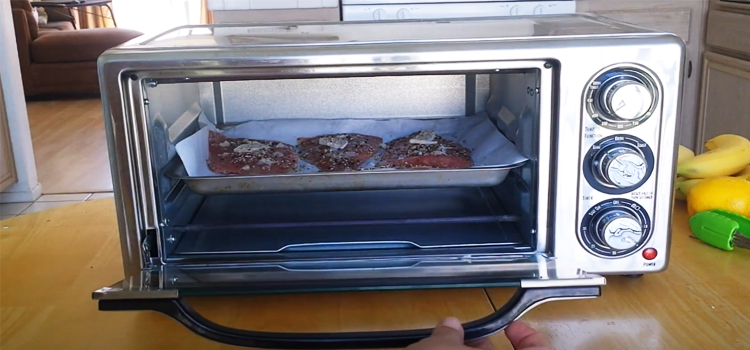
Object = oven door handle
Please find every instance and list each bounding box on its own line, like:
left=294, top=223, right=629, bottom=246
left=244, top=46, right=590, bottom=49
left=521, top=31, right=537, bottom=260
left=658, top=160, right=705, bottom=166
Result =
left=98, top=286, right=600, bottom=349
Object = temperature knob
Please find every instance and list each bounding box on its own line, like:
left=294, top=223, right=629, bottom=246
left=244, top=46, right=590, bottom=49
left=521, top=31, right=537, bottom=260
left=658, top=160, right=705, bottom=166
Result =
left=580, top=199, right=652, bottom=258
left=587, top=67, right=658, bottom=129
left=596, top=146, right=648, bottom=188
left=584, top=135, right=655, bottom=194
left=600, top=79, right=654, bottom=121
left=373, top=9, right=387, bottom=20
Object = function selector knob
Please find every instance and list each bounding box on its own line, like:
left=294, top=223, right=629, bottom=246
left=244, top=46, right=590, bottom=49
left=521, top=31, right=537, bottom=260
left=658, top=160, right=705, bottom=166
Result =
left=509, top=5, right=521, bottom=16
left=587, top=67, right=659, bottom=130
left=579, top=199, right=652, bottom=258
left=584, top=135, right=655, bottom=195
left=597, top=146, right=648, bottom=188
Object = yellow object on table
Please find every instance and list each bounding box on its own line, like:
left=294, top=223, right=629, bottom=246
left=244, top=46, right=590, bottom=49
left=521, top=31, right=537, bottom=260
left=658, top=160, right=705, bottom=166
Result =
left=1, top=199, right=750, bottom=350
left=686, top=176, right=750, bottom=217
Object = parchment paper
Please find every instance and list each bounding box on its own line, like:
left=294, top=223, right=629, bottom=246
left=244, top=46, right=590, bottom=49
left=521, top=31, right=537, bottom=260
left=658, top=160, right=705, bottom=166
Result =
left=175, top=112, right=528, bottom=177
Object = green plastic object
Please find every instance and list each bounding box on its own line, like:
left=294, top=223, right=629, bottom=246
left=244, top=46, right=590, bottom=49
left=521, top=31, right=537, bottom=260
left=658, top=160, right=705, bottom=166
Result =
left=689, top=210, right=750, bottom=251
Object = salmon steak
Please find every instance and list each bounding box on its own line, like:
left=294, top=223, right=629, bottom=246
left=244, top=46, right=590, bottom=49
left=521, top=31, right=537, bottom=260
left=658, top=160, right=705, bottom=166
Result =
left=297, top=133, right=383, bottom=172
left=378, top=130, right=473, bottom=169
left=207, top=131, right=299, bottom=175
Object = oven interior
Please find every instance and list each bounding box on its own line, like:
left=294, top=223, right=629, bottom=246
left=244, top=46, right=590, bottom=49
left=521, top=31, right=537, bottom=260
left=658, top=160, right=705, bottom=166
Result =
left=142, top=67, right=547, bottom=268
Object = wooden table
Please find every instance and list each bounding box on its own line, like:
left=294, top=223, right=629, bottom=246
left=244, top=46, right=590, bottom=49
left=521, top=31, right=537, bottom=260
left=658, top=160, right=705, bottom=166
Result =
left=1, top=199, right=749, bottom=349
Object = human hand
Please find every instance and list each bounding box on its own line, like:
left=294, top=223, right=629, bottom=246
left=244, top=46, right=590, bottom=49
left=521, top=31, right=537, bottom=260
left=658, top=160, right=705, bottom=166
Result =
left=503, top=320, right=552, bottom=350
left=406, top=317, right=551, bottom=350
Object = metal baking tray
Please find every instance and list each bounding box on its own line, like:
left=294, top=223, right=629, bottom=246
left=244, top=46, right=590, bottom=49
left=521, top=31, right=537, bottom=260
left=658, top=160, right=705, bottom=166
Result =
left=164, top=158, right=521, bottom=194
left=167, top=112, right=528, bottom=194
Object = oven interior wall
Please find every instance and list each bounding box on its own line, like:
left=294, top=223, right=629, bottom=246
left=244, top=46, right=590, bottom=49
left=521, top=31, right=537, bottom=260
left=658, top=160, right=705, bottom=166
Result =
left=144, top=69, right=542, bottom=264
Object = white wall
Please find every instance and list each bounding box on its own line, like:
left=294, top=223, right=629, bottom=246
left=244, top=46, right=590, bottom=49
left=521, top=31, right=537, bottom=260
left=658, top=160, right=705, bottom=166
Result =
left=0, top=0, right=42, bottom=203
left=113, top=0, right=202, bottom=37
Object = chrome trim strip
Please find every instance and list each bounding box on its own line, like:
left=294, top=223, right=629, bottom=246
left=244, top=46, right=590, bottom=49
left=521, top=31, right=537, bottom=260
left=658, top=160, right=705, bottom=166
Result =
left=93, top=281, right=179, bottom=300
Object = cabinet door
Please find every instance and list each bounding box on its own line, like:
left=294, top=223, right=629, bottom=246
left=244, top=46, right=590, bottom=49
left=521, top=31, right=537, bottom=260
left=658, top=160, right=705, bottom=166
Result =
left=577, top=0, right=707, bottom=149
left=697, top=52, right=750, bottom=150
left=0, top=82, right=18, bottom=192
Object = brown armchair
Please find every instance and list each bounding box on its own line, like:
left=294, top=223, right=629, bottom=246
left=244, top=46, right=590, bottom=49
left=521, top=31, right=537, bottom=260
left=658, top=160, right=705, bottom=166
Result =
left=10, top=0, right=142, bottom=96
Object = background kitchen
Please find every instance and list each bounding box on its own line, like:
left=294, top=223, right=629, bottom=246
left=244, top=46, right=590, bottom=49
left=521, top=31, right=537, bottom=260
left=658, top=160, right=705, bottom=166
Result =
left=1, top=0, right=748, bottom=212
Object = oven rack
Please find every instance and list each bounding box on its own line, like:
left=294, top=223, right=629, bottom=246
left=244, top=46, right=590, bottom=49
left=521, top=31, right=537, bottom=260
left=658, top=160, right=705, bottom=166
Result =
left=164, top=187, right=528, bottom=257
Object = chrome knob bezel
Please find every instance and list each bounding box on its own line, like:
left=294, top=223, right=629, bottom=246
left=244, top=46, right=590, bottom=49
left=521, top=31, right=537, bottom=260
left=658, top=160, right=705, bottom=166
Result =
left=579, top=198, right=652, bottom=258
left=586, top=66, right=660, bottom=130
left=583, top=135, right=655, bottom=195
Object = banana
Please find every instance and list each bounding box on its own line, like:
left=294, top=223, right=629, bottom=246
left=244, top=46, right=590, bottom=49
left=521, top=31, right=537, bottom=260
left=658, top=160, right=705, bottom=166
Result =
left=674, top=189, right=687, bottom=201
left=677, top=145, right=695, bottom=164
left=676, top=134, right=750, bottom=179
left=675, top=178, right=703, bottom=197
left=734, top=165, right=750, bottom=179
left=673, top=176, right=687, bottom=200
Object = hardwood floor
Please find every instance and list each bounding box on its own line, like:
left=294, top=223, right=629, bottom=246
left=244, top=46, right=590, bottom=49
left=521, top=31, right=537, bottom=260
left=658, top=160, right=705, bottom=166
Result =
left=26, top=98, right=113, bottom=194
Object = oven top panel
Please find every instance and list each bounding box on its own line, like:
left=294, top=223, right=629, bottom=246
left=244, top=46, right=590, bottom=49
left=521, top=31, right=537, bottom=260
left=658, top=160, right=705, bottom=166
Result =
left=126, top=14, right=661, bottom=50
left=341, top=0, right=573, bottom=3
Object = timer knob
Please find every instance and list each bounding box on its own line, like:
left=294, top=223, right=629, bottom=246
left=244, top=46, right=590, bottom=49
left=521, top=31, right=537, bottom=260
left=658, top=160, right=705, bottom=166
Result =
left=580, top=198, right=651, bottom=258
left=595, top=210, right=643, bottom=250
left=600, top=79, right=654, bottom=121
left=595, top=146, right=648, bottom=188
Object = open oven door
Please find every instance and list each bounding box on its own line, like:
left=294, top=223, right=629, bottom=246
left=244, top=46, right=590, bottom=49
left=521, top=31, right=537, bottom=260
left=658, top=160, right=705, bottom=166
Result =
left=93, top=255, right=605, bottom=349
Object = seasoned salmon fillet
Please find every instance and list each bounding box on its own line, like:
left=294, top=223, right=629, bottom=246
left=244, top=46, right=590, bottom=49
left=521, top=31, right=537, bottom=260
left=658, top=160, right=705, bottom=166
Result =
left=378, top=130, right=473, bottom=169
left=207, top=131, right=299, bottom=175
left=297, top=133, right=383, bottom=172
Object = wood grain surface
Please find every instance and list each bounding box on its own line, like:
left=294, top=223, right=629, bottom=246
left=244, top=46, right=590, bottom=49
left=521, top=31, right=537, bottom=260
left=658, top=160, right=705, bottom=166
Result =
left=488, top=201, right=750, bottom=350
left=1, top=199, right=748, bottom=350
left=26, top=98, right=113, bottom=194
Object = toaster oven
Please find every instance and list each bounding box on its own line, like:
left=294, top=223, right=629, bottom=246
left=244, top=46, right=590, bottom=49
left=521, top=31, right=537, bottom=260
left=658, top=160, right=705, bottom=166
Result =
left=92, top=14, right=685, bottom=348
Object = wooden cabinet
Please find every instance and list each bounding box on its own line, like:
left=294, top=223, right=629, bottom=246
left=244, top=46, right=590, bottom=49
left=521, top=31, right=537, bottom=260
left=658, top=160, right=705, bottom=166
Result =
left=576, top=0, right=708, bottom=150
left=697, top=1, right=750, bottom=150
left=0, top=81, right=18, bottom=192
left=697, top=52, right=750, bottom=145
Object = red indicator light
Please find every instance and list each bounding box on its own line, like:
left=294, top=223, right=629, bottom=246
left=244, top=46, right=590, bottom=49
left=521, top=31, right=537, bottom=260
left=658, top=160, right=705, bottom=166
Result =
left=642, top=248, right=657, bottom=260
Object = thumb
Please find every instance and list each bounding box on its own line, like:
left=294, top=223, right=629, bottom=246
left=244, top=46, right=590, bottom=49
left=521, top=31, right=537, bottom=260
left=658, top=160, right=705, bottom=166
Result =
left=430, top=317, right=465, bottom=344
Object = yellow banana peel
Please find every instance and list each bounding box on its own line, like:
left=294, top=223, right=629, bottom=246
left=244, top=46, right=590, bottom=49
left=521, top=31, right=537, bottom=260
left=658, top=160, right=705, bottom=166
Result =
left=734, top=165, right=750, bottom=179
left=675, top=178, right=703, bottom=197
left=677, top=145, right=695, bottom=164
left=676, top=135, right=750, bottom=179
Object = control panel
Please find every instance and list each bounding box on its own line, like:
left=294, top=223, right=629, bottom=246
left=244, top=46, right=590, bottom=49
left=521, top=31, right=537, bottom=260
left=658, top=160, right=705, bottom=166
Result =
left=578, top=65, right=661, bottom=261
left=342, top=1, right=576, bottom=21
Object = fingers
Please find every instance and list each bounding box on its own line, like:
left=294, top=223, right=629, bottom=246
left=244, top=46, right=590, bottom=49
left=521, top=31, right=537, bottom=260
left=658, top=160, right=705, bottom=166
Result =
left=430, top=317, right=466, bottom=344
left=466, top=337, right=495, bottom=350
left=504, top=321, right=549, bottom=350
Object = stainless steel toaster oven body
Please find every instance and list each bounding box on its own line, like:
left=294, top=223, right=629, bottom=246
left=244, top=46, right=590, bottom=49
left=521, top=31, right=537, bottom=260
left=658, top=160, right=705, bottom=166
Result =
left=93, top=14, right=685, bottom=348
